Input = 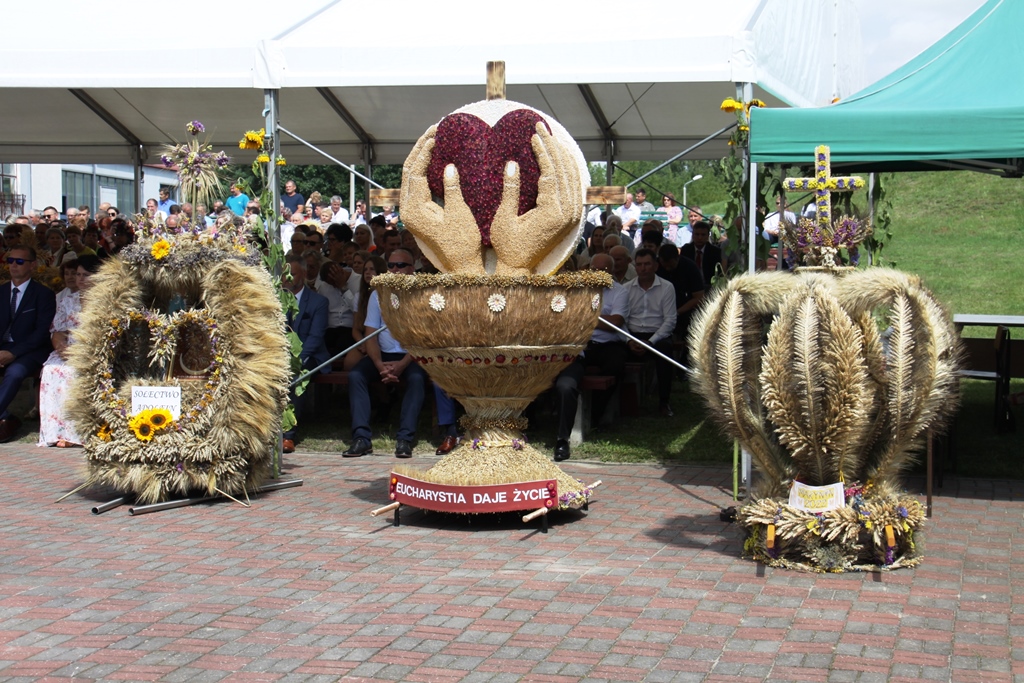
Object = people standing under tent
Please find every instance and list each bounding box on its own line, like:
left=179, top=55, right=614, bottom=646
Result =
left=281, top=180, right=305, bottom=214
left=225, top=184, right=249, bottom=217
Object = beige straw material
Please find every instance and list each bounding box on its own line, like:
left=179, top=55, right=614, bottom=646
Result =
left=393, top=443, right=586, bottom=495
left=373, top=272, right=609, bottom=349
left=408, top=344, right=581, bottom=404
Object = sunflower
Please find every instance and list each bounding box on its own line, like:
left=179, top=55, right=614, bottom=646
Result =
left=238, top=128, right=266, bottom=150
left=151, top=239, right=171, bottom=260
left=720, top=97, right=742, bottom=113
left=97, top=424, right=112, bottom=442
left=128, top=414, right=155, bottom=442
left=256, top=153, right=270, bottom=164
left=745, top=98, right=766, bottom=111
left=275, top=157, right=287, bottom=166
left=146, top=408, right=174, bottom=431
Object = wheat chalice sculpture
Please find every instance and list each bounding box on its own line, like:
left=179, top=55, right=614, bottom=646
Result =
left=372, top=99, right=610, bottom=515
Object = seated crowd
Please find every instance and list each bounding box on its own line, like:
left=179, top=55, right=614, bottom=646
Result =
left=1, top=184, right=724, bottom=461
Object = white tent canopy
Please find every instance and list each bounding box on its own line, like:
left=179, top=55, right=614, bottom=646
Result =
left=0, top=0, right=865, bottom=166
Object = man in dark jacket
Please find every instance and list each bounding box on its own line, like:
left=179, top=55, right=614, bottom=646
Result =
left=0, top=246, right=57, bottom=441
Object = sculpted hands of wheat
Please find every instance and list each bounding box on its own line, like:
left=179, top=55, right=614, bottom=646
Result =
left=489, top=122, right=583, bottom=275
left=400, top=125, right=487, bottom=274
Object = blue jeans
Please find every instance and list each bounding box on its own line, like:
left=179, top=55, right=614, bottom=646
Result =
left=348, top=353, right=426, bottom=442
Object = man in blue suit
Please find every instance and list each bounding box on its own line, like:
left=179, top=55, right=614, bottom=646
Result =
left=282, top=251, right=329, bottom=453
left=0, top=246, right=57, bottom=442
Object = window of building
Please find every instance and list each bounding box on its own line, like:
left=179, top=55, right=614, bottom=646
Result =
left=1, top=163, right=24, bottom=217
left=62, top=171, right=136, bottom=216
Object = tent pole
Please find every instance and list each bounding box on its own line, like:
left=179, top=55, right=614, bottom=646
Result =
left=264, top=87, right=283, bottom=479
left=264, top=89, right=282, bottom=248
left=868, top=172, right=875, bottom=266
left=363, top=143, right=371, bottom=214
left=748, top=162, right=758, bottom=274
left=134, top=145, right=143, bottom=215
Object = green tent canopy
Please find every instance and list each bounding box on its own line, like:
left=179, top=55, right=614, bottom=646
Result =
left=750, top=0, right=1024, bottom=176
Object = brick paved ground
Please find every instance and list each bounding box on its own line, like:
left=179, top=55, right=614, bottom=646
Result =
left=1, top=442, right=1021, bottom=683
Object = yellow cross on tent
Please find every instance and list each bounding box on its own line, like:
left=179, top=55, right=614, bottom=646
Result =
left=783, top=145, right=865, bottom=228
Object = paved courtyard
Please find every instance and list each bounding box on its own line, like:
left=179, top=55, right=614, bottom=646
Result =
left=1, top=442, right=1022, bottom=682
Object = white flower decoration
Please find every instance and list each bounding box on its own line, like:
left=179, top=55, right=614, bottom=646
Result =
left=550, top=294, right=567, bottom=313
left=487, top=293, right=507, bottom=313
left=591, top=293, right=601, bottom=311
left=390, top=293, right=400, bottom=309
left=429, top=293, right=446, bottom=312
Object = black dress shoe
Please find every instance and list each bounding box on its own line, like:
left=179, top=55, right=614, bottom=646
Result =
left=395, top=439, right=413, bottom=458
left=0, top=416, right=22, bottom=443
left=554, top=439, right=570, bottom=462
left=435, top=435, right=459, bottom=456
left=342, top=438, right=373, bottom=457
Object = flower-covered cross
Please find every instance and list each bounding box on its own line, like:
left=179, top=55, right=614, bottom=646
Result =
left=783, top=145, right=865, bottom=231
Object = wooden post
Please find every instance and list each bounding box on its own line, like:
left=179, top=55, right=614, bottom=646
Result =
left=486, top=61, right=506, bottom=101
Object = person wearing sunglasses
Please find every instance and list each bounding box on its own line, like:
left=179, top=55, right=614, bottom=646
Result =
left=0, top=246, right=58, bottom=442
left=343, top=249, right=456, bottom=458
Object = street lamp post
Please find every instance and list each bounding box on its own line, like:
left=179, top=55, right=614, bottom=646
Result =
left=683, top=174, right=703, bottom=210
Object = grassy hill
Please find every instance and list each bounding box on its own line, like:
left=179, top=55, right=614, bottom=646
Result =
left=882, top=170, right=1024, bottom=321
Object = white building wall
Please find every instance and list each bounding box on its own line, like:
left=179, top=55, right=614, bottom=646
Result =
left=26, top=164, right=62, bottom=214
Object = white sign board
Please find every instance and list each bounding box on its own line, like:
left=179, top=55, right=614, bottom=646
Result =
left=100, top=185, right=119, bottom=208
left=788, top=480, right=845, bottom=513
left=131, top=386, right=181, bottom=420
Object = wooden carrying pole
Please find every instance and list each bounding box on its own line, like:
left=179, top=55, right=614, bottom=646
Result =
left=486, top=61, right=506, bottom=100
left=370, top=502, right=400, bottom=517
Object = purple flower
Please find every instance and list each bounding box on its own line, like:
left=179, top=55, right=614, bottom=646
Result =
left=897, top=506, right=908, bottom=518
left=216, top=152, right=231, bottom=167
left=161, top=155, right=173, bottom=167
left=186, top=120, right=205, bottom=136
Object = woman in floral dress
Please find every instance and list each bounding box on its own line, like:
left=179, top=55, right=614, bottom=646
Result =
left=38, top=255, right=102, bottom=447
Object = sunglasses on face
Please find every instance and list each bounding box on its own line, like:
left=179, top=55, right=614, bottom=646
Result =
left=6, top=257, right=30, bottom=265
left=107, top=211, right=117, bottom=216
left=387, top=261, right=412, bottom=269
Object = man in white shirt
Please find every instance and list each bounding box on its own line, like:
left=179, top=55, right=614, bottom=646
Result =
left=762, top=197, right=797, bottom=244
left=552, top=254, right=629, bottom=461
left=625, top=248, right=678, bottom=417
left=614, top=193, right=642, bottom=239
left=328, top=195, right=350, bottom=225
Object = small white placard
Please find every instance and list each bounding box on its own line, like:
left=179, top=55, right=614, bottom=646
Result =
left=131, top=386, right=181, bottom=420
left=788, top=480, right=845, bottom=512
